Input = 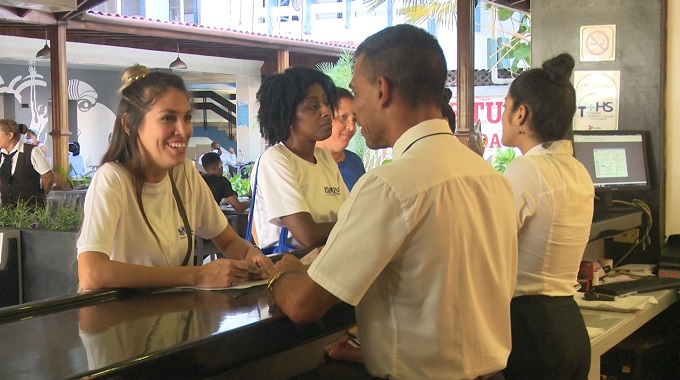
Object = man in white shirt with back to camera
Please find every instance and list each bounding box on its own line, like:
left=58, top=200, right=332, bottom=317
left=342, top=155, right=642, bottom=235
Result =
left=266, top=24, right=518, bottom=380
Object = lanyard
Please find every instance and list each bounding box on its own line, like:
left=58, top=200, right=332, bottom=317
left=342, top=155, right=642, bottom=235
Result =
left=401, top=132, right=453, bottom=154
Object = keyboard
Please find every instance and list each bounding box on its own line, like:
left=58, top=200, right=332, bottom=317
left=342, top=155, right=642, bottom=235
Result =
left=591, top=276, right=680, bottom=296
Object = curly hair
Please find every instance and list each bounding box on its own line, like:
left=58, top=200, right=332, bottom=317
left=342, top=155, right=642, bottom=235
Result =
left=256, top=66, right=338, bottom=144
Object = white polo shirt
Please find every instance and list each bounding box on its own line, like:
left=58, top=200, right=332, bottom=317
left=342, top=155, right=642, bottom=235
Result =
left=309, top=119, right=518, bottom=379
left=77, top=160, right=227, bottom=266
left=504, top=140, right=594, bottom=297
left=252, top=143, right=348, bottom=249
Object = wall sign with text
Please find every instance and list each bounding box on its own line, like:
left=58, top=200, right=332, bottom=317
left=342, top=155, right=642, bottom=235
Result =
left=573, top=71, right=621, bottom=131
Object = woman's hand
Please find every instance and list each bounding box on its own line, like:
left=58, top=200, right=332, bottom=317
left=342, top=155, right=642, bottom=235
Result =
left=244, top=247, right=275, bottom=279
left=195, top=259, right=258, bottom=288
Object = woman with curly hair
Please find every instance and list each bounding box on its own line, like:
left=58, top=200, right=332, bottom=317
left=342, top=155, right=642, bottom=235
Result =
left=252, top=66, right=348, bottom=251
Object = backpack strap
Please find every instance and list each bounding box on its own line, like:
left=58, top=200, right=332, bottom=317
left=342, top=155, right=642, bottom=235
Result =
left=246, top=156, right=291, bottom=253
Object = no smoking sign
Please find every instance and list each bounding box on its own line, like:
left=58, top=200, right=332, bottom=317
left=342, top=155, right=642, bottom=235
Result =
left=580, top=25, right=616, bottom=62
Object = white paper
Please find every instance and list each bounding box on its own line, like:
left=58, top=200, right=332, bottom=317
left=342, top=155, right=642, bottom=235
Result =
left=178, top=279, right=268, bottom=291
left=575, top=293, right=658, bottom=312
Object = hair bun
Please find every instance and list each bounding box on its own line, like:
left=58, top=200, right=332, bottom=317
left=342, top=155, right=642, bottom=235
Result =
left=119, top=64, right=150, bottom=93
left=18, top=123, right=29, bottom=134
left=542, top=53, right=575, bottom=84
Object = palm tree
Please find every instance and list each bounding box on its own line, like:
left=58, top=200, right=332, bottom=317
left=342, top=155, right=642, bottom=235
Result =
left=363, top=0, right=530, bottom=74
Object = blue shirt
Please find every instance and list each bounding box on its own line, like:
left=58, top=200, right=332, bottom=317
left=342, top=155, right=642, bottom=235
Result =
left=338, top=149, right=365, bottom=191
left=69, top=153, right=85, bottom=179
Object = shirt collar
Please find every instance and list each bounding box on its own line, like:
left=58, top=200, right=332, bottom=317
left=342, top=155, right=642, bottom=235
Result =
left=1, top=141, right=24, bottom=155
left=523, top=139, right=573, bottom=157
left=392, top=119, right=452, bottom=160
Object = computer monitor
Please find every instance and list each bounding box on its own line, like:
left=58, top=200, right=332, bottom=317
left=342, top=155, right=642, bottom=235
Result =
left=572, top=130, right=651, bottom=207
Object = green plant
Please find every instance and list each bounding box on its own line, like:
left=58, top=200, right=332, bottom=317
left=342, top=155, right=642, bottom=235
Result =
left=0, top=205, right=12, bottom=227
left=229, top=174, right=251, bottom=198
left=316, top=50, right=354, bottom=89
left=241, top=164, right=253, bottom=179
left=486, top=6, right=531, bottom=75
left=9, top=201, right=34, bottom=229
left=32, top=206, right=53, bottom=229
left=364, top=0, right=531, bottom=76
left=0, top=200, right=83, bottom=231
left=491, top=147, right=517, bottom=174
left=50, top=206, right=83, bottom=231
left=54, top=165, right=92, bottom=190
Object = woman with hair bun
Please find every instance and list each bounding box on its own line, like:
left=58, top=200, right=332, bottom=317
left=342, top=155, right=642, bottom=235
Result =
left=0, top=119, right=54, bottom=205
left=501, top=53, right=594, bottom=379
left=77, top=64, right=273, bottom=291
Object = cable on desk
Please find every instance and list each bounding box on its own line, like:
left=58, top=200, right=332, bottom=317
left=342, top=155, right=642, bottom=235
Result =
left=611, top=199, right=652, bottom=268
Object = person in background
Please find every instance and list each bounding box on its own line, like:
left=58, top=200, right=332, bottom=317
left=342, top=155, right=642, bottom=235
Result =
left=266, top=25, right=517, bottom=380
left=501, top=53, right=593, bottom=379
left=77, top=64, right=273, bottom=291
left=201, top=141, right=237, bottom=177
left=252, top=66, right=348, bottom=251
left=316, top=87, right=365, bottom=191
left=223, top=145, right=237, bottom=167
left=26, top=129, right=48, bottom=156
left=69, top=141, right=86, bottom=179
left=201, top=151, right=250, bottom=212
left=0, top=119, right=54, bottom=205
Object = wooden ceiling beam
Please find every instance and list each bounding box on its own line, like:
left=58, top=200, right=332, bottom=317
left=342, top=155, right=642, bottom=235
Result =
left=0, top=6, right=56, bottom=24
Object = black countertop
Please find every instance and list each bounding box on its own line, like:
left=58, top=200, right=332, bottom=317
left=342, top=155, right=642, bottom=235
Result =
left=0, top=286, right=355, bottom=379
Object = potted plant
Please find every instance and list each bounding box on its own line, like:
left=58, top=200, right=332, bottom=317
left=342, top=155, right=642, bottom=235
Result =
left=490, top=147, right=517, bottom=174
left=0, top=199, right=84, bottom=303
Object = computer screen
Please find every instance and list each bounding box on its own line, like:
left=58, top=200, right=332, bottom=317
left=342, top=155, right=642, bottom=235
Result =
left=572, top=130, right=650, bottom=206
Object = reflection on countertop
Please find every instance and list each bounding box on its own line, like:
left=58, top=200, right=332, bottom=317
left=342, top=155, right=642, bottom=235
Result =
left=0, top=286, right=354, bottom=379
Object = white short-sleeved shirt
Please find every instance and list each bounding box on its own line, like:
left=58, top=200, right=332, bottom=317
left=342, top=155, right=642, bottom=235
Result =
left=252, top=143, right=348, bottom=249
left=308, top=120, right=518, bottom=379
left=0, top=140, right=52, bottom=175
left=77, top=160, right=227, bottom=266
left=504, top=140, right=594, bottom=297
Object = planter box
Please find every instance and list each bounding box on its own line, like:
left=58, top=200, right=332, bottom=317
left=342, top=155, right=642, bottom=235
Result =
left=20, top=229, right=79, bottom=303
left=0, top=229, right=21, bottom=307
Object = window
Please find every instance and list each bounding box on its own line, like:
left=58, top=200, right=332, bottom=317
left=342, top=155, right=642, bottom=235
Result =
left=91, top=0, right=116, bottom=13
left=316, top=12, right=342, bottom=20
left=121, top=0, right=143, bottom=16
left=169, top=0, right=181, bottom=21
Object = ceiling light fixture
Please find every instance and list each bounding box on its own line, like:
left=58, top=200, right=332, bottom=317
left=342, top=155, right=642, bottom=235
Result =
left=36, top=29, right=50, bottom=59
left=169, top=43, right=187, bottom=69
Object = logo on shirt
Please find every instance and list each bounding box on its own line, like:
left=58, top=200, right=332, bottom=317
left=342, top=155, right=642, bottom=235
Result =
left=178, top=226, right=188, bottom=239
left=324, top=186, right=341, bottom=196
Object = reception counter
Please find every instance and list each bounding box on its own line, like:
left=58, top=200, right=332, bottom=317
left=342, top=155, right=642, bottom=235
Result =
left=0, top=285, right=355, bottom=379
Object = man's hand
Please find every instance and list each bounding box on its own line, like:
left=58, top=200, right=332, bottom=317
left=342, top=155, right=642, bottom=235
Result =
left=271, top=254, right=306, bottom=279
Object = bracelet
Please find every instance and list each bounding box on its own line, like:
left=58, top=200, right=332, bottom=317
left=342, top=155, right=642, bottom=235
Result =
left=267, top=271, right=291, bottom=293
left=241, top=245, right=256, bottom=260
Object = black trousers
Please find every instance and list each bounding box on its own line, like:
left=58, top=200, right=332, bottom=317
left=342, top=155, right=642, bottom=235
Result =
left=503, top=295, right=591, bottom=380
